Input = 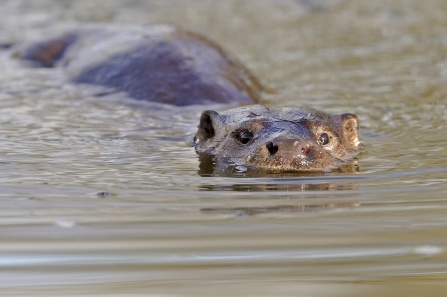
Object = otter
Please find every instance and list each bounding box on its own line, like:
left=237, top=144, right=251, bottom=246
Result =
left=16, top=25, right=263, bottom=106
left=194, top=105, right=359, bottom=173
left=15, top=25, right=360, bottom=173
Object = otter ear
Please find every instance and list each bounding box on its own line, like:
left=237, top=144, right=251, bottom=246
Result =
left=341, top=113, right=360, bottom=147
left=194, top=110, right=222, bottom=144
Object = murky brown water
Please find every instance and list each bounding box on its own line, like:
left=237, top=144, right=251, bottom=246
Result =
left=0, top=0, right=447, bottom=296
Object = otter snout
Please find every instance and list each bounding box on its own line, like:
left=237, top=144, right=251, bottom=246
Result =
left=266, top=138, right=314, bottom=159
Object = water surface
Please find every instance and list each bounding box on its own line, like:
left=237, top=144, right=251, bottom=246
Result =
left=0, top=0, right=447, bottom=296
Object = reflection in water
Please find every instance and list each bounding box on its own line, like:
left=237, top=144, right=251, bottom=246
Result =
left=197, top=151, right=360, bottom=177
left=198, top=178, right=359, bottom=192
left=198, top=151, right=360, bottom=214
left=201, top=202, right=360, bottom=215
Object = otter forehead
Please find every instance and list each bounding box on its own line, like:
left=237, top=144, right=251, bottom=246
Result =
left=219, top=105, right=341, bottom=135
left=227, top=116, right=318, bottom=141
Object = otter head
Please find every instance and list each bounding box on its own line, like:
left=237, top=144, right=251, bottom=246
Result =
left=194, top=105, right=360, bottom=173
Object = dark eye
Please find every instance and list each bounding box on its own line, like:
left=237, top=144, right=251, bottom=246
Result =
left=238, top=130, right=253, bottom=144
left=317, top=133, right=330, bottom=145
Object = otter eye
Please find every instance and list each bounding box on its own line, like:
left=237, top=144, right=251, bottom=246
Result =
left=239, top=130, right=253, bottom=144
left=317, top=133, right=330, bottom=146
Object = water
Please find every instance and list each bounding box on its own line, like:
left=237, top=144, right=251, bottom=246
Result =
left=0, top=0, right=447, bottom=296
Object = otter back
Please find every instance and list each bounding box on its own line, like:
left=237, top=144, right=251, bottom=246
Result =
left=17, top=25, right=263, bottom=106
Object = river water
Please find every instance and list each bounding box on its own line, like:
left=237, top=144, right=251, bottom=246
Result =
left=0, top=0, right=446, bottom=296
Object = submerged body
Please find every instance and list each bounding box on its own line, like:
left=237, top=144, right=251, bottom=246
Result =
left=16, top=25, right=263, bottom=106
left=194, top=105, right=360, bottom=173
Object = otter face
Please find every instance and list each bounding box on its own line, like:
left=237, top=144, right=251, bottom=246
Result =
left=194, top=105, right=360, bottom=173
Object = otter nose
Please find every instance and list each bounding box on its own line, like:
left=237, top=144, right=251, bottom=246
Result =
left=266, top=139, right=312, bottom=157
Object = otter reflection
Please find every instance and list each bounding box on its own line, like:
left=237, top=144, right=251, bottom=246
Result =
left=197, top=153, right=360, bottom=215
left=201, top=203, right=360, bottom=216
left=197, top=152, right=359, bottom=177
